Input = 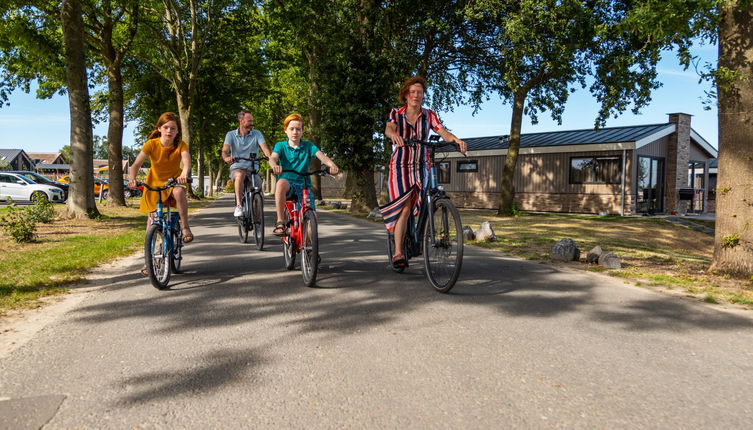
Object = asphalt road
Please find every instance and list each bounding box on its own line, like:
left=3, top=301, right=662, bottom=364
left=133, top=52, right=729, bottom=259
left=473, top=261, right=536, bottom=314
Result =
left=2, top=195, right=753, bottom=429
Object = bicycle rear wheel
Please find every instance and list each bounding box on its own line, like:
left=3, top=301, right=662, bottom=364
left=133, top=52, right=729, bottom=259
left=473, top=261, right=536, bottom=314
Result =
left=145, top=223, right=171, bottom=290
left=252, top=192, right=265, bottom=250
left=282, top=211, right=295, bottom=270
left=301, top=210, right=319, bottom=287
left=170, top=227, right=183, bottom=274
left=423, top=198, right=463, bottom=293
left=238, top=194, right=249, bottom=243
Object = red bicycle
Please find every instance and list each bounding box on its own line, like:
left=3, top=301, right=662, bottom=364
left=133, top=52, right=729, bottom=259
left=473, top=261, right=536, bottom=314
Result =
left=280, top=168, right=329, bottom=287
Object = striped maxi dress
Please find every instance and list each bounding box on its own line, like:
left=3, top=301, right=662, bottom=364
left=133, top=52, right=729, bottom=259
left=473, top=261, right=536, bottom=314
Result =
left=379, top=106, right=444, bottom=232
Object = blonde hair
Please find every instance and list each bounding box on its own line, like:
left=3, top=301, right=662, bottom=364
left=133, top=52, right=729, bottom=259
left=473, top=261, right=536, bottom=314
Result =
left=284, top=113, right=303, bottom=130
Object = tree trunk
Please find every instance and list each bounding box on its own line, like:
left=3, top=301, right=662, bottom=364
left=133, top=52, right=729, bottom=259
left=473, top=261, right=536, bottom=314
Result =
left=305, top=48, right=324, bottom=200
left=176, top=88, right=192, bottom=149
left=106, top=63, right=126, bottom=206
left=497, top=89, right=526, bottom=216
left=342, top=171, right=355, bottom=199
left=62, top=0, right=99, bottom=219
left=350, top=167, right=377, bottom=213
left=197, top=115, right=206, bottom=197
left=710, top=2, right=753, bottom=276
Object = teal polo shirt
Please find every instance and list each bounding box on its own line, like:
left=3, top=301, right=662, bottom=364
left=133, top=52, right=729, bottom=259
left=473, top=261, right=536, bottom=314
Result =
left=273, top=139, right=320, bottom=186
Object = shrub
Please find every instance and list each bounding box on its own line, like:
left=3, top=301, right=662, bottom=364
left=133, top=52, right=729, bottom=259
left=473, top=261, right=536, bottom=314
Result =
left=26, top=198, right=55, bottom=224
left=0, top=203, right=37, bottom=242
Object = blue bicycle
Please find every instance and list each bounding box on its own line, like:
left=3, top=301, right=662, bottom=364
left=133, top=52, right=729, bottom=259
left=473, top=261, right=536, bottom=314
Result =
left=138, top=178, right=188, bottom=290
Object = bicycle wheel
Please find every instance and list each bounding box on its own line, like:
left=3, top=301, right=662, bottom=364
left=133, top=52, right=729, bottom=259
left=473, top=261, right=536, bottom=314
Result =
left=387, top=232, right=405, bottom=273
left=423, top=198, right=463, bottom=293
left=238, top=194, right=249, bottom=243
left=145, top=223, right=171, bottom=290
left=170, top=227, right=183, bottom=274
left=252, top=192, right=265, bottom=250
left=282, top=211, right=295, bottom=270
left=300, top=210, right=319, bottom=287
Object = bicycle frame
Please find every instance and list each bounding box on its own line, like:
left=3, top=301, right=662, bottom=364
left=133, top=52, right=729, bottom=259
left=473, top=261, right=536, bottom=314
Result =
left=283, top=186, right=315, bottom=253
left=150, top=186, right=178, bottom=258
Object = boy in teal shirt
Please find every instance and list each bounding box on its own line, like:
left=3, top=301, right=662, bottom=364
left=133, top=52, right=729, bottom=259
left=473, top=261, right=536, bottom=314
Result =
left=269, top=113, right=339, bottom=236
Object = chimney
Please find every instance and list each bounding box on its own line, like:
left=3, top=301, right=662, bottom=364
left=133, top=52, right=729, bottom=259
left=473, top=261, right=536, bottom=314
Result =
left=665, top=113, right=692, bottom=213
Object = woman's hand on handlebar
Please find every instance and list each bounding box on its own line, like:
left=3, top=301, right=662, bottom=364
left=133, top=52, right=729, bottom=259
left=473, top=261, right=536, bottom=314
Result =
left=177, top=175, right=189, bottom=185
left=455, top=138, right=467, bottom=154
left=389, top=133, right=406, bottom=147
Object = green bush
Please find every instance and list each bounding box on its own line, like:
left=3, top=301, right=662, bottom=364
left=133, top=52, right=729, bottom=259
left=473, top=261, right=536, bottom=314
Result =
left=0, top=203, right=37, bottom=242
left=26, top=198, right=55, bottom=224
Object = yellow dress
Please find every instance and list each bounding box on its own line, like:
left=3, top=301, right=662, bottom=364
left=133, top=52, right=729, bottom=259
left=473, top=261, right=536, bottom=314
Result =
left=138, top=138, right=188, bottom=214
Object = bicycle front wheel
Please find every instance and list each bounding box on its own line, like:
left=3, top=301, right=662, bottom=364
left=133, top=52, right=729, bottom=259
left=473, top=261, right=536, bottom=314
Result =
left=301, top=210, right=319, bottom=287
left=145, top=224, right=171, bottom=290
left=252, top=192, right=265, bottom=251
left=238, top=195, right=249, bottom=243
left=423, top=198, right=463, bottom=293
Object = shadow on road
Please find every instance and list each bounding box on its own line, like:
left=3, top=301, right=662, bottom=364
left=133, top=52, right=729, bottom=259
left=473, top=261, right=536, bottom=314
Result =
left=70, top=197, right=753, bottom=405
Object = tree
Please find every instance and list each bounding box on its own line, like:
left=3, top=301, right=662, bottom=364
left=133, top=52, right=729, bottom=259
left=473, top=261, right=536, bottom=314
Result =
left=61, top=0, right=99, bottom=218
left=711, top=1, right=753, bottom=275
left=464, top=0, right=666, bottom=216
left=81, top=0, right=140, bottom=206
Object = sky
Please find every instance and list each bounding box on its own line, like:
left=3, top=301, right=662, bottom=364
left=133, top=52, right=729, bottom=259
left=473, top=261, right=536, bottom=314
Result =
left=0, top=43, right=719, bottom=155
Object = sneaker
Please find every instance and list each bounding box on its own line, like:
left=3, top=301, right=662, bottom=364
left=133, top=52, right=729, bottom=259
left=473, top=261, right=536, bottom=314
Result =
left=233, top=205, right=243, bottom=217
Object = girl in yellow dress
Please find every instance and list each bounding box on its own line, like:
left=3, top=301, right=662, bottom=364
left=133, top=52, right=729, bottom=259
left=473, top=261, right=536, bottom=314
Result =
left=128, top=112, right=194, bottom=261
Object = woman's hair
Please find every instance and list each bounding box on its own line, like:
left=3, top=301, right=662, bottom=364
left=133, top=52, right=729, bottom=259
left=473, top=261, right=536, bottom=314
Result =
left=284, top=113, right=303, bottom=130
left=398, top=76, right=428, bottom=104
left=148, top=112, right=182, bottom=144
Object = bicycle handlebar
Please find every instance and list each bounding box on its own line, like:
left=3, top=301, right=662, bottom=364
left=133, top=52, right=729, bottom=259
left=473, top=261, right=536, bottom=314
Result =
left=404, top=137, right=458, bottom=149
left=233, top=155, right=269, bottom=163
left=136, top=177, right=192, bottom=192
left=280, top=167, right=331, bottom=177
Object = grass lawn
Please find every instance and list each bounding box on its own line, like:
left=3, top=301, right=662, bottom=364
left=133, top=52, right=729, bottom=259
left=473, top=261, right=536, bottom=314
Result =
left=0, top=196, right=217, bottom=315
left=322, top=204, right=753, bottom=308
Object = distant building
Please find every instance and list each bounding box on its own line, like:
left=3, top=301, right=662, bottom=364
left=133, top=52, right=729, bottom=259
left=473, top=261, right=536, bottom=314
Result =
left=27, top=152, right=68, bottom=165
left=320, top=113, right=717, bottom=216
left=0, top=149, right=35, bottom=171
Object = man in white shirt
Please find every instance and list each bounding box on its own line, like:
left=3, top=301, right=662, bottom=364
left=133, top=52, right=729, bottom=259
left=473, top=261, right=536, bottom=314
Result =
left=222, top=110, right=272, bottom=216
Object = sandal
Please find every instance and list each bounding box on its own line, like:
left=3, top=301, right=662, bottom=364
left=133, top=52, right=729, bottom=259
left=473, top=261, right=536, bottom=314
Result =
left=273, top=221, right=286, bottom=236
left=391, top=253, right=408, bottom=268
left=140, top=266, right=149, bottom=277
left=182, top=227, right=194, bottom=243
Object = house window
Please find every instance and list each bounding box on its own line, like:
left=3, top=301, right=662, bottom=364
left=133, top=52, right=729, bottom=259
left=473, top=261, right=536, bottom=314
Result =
left=437, top=162, right=451, bottom=183
left=569, top=156, right=622, bottom=184
left=457, top=160, right=478, bottom=173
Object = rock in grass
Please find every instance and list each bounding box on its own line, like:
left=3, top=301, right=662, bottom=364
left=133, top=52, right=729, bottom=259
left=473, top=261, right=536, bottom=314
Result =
left=598, top=252, right=621, bottom=269
left=474, top=221, right=497, bottom=242
left=551, top=238, right=580, bottom=261
left=462, top=226, right=475, bottom=241
left=586, top=246, right=603, bottom=264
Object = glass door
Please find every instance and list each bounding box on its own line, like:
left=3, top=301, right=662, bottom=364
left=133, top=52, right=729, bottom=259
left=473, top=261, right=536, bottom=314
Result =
left=637, top=156, right=664, bottom=214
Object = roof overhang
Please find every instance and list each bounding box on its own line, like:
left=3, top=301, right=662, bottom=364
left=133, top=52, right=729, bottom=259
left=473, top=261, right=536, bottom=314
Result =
left=634, top=124, right=676, bottom=149
left=690, top=129, right=718, bottom=158
left=444, top=142, right=636, bottom=158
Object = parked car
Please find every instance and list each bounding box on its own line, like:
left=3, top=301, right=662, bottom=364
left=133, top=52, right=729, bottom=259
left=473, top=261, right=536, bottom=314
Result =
left=8, top=171, right=69, bottom=200
left=59, top=175, right=110, bottom=198
left=0, top=172, right=65, bottom=203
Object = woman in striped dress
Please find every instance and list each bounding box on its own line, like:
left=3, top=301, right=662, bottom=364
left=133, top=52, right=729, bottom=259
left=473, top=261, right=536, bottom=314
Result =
left=380, top=76, right=467, bottom=268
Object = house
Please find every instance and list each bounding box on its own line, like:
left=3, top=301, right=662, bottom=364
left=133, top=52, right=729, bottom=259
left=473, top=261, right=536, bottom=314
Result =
left=0, top=149, right=35, bottom=171
left=320, top=113, right=717, bottom=216
left=27, top=152, right=68, bottom=165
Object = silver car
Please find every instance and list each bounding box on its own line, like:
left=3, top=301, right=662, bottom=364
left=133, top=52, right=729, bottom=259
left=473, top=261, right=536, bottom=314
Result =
left=0, top=172, right=66, bottom=203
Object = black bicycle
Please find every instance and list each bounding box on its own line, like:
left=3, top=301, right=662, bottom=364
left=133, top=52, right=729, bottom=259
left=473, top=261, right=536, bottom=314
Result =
left=387, top=135, right=464, bottom=293
left=234, top=155, right=267, bottom=250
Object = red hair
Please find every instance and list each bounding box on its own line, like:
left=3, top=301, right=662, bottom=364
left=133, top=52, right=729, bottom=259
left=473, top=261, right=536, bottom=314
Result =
left=284, top=113, right=303, bottom=130
left=398, top=76, right=427, bottom=104
left=148, top=112, right=182, bottom=144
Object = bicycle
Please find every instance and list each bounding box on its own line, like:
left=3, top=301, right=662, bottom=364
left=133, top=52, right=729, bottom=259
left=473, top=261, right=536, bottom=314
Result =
left=279, top=168, right=330, bottom=287
left=138, top=178, right=190, bottom=290
left=386, top=135, right=464, bottom=293
left=233, top=154, right=267, bottom=250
